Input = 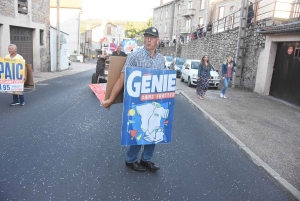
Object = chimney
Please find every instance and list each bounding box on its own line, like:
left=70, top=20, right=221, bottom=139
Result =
left=160, top=0, right=163, bottom=5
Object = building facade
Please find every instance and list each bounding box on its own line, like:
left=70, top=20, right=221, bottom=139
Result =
left=80, top=20, right=126, bottom=57
left=50, top=0, right=82, bottom=59
left=153, top=0, right=211, bottom=43
left=0, top=0, right=51, bottom=72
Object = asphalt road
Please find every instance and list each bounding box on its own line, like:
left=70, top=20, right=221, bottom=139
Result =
left=0, top=70, right=294, bottom=201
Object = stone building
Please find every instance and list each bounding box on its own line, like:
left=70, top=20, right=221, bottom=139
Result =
left=0, top=0, right=50, bottom=72
left=153, top=0, right=211, bottom=44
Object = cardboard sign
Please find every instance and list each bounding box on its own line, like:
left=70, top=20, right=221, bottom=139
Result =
left=104, top=56, right=127, bottom=104
left=89, top=83, right=106, bottom=102
left=0, top=58, right=25, bottom=92
left=24, top=64, right=34, bottom=88
left=121, top=67, right=177, bottom=146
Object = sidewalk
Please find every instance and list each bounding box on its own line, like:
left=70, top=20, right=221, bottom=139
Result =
left=33, top=62, right=300, bottom=200
left=33, top=62, right=95, bottom=83
left=177, top=82, right=300, bottom=200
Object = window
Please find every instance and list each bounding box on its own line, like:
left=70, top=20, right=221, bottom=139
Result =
left=18, top=0, right=28, bottom=14
left=199, top=0, right=204, bottom=10
left=164, top=24, right=167, bottom=33
left=230, top=6, right=235, bottom=11
left=107, top=27, right=111, bottom=35
left=188, top=1, right=193, bottom=9
left=186, top=19, right=191, bottom=32
left=40, top=29, right=44, bottom=46
left=218, top=6, right=225, bottom=19
left=199, top=17, right=203, bottom=26
left=166, top=10, right=168, bottom=18
left=161, top=11, right=163, bottom=20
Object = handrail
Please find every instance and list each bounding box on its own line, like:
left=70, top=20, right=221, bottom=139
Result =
left=209, top=0, right=300, bottom=34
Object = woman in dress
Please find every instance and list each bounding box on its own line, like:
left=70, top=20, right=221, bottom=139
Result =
left=196, top=55, right=211, bottom=100
left=220, top=56, right=236, bottom=98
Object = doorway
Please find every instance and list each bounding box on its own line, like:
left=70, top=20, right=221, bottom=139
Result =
left=270, top=42, right=300, bottom=106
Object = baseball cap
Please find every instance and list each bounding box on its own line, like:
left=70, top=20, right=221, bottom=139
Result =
left=144, top=27, right=159, bottom=38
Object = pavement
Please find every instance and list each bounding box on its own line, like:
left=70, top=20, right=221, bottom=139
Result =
left=33, top=61, right=300, bottom=200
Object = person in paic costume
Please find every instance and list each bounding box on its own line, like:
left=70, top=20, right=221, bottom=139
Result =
left=5, top=44, right=26, bottom=106
left=101, top=27, right=165, bottom=172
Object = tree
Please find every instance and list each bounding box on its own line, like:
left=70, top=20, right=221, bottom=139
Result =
left=146, top=17, right=153, bottom=27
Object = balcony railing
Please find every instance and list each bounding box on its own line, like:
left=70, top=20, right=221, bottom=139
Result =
left=180, top=8, right=196, bottom=17
left=179, top=27, right=191, bottom=34
left=211, top=0, right=300, bottom=34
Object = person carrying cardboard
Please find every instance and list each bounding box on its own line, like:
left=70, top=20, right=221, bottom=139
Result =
left=101, top=27, right=165, bottom=172
left=5, top=44, right=26, bottom=106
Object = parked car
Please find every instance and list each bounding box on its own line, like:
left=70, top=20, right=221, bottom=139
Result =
left=169, top=57, right=186, bottom=78
left=164, top=56, right=173, bottom=69
left=180, top=59, right=221, bottom=88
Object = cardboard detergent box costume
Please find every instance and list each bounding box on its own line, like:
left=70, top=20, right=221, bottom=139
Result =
left=0, top=57, right=35, bottom=94
left=90, top=56, right=177, bottom=146
left=121, top=67, right=176, bottom=146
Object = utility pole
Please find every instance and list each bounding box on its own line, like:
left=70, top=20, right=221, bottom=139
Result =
left=56, top=0, right=61, bottom=71
left=83, top=31, right=86, bottom=63
left=232, top=0, right=249, bottom=88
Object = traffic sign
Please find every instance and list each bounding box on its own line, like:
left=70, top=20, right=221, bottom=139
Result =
left=116, top=26, right=124, bottom=35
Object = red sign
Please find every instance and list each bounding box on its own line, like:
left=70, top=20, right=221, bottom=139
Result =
left=287, top=46, right=293, bottom=55
left=89, top=83, right=106, bottom=102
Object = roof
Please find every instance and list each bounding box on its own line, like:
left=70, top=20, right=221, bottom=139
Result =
left=257, top=21, right=300, bottom=34
left=153, top=1, right=174, bottom=10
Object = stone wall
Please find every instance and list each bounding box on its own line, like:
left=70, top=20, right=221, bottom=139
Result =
left=0, top=0, right=15, bottom=18
left=32, top=0, right=51, bottom=72
left=158, top=18, right=276, bottom=91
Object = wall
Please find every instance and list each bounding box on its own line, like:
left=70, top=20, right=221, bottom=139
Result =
left=33, top=0, right=51, bottom=72
left=0, top=0, right=50, bottom=72
left=50, top=8, right=81, bottom=56
left=50, top=27, right=69, bottom=71
left=0, top=0, right=15, bottom=18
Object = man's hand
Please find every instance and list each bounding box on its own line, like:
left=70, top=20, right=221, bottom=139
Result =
left=101, top=99, right=113, bottom=109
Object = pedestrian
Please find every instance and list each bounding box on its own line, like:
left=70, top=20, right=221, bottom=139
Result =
left=112, top=45, right=127, bottom=57
left=207, top=22, right=213, bottom=32
left=247, top=1, right=254, bottom=24
left=196, top=55, right=211, bottom=100
left=196, top=25, right=201, bottom=38
left=95, top=49, right=109, bottom=82
left=5, top=44, right=26, bottom=106
left=101, top=27, right=164, bottom=172
left=202, top=24, right=207, bottom=36
left=220, top=56, right=236, bottom=99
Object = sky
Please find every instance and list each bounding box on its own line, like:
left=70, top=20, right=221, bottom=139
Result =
left=81, top=0, right=173, bottom=21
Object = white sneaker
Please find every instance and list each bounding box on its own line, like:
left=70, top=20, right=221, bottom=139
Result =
left=223, top=95, right=227, bottom=99
left=220, top=93, right=223, bottom=98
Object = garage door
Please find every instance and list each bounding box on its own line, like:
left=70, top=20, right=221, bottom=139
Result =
left=10, top=26, right=33, bottom=70
left=270, top=42, right=300, bottom=106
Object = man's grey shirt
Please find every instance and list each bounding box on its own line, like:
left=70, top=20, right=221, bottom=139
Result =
left=121, top=48, right=165, bottom=72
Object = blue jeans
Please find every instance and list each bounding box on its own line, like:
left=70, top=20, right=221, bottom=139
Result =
left=221, top=77, right=231, bottom=95
left=126, top=144, right=155, bottom=163
left=13, top=95, right=24, bottom=103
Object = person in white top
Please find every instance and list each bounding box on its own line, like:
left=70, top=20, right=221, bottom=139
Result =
left=5, top=44, right=26, bottom=106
